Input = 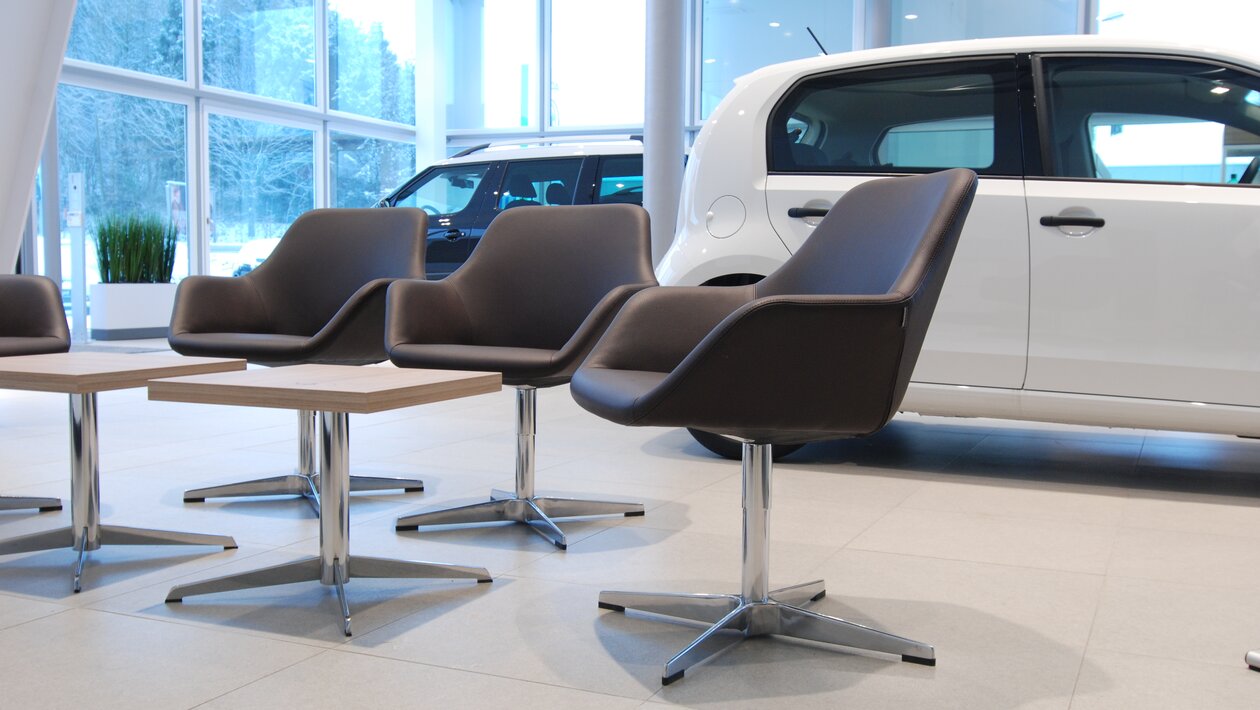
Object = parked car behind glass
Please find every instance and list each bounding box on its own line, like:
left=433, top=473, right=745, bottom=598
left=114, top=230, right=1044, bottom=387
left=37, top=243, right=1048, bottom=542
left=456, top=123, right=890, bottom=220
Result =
left=660, top=35, right=1260, bottom=457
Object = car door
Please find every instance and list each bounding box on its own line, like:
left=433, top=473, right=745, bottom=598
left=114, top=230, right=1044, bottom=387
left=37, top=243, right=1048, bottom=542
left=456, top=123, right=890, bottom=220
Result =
left=763, top=57, right=1032, bottom=389
left=389, top=161, right=496, bottom=278
left=1026, top=54, right=1260, bottom=406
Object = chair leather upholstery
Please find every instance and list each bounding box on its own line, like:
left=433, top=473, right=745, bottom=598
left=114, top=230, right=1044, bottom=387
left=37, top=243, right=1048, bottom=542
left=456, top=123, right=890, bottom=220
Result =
left=168, top=208, right=427, bottom=366
left=0, top=275, right=70, bottom=356
left=386, top=203, right=657, bottom=387
left=570, top=169, right=978, bottom=444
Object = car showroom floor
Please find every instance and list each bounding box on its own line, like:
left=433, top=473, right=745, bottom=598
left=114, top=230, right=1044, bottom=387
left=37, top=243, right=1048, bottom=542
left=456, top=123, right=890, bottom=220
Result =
left=0, top=341, right=1258, bottom=709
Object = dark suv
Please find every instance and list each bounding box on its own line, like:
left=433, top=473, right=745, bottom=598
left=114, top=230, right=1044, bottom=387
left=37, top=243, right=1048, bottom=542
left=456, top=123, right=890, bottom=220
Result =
left=377, top=141, right=644, bottom=278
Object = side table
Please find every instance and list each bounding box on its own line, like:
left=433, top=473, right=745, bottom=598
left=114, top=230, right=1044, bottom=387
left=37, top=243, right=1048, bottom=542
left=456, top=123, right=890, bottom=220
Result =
left=0, top=352, right=244, bottom=591
left=149, top=363, right=501, bottom=635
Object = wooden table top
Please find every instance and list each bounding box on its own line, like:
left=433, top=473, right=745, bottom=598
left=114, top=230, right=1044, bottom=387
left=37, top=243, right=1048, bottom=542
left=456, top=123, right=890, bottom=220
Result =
left=0, top=352, right=246, bottom=394
left=148, top=363, right=502, bottom=414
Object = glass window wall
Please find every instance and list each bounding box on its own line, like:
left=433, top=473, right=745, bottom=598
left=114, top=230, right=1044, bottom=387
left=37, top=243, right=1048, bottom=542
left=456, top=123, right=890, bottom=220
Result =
left=330, top=132, right=418, bottom=207
left=701, top=0, right=853, bottom=119
left=65, top=0, right=186, bottom=79
left=550, top=0, right=645, bottom=127
left=890, top=0, right=1076, bottom=46
left=329, top=0, right=417, bottom=124
left=56, top=85, right=190, bottom=284
left=447, top=0, right=539, bottom=130
left=202, top=0, right=317, bottom=105
left=1095, top=0, right=1260, bottom=57
left=207, top=114, right=315, bottom=277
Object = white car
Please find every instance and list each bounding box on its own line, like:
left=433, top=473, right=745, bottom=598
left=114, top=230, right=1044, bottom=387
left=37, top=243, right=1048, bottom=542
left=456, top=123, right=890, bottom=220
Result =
left=659, top=35, right=1260, bottom=456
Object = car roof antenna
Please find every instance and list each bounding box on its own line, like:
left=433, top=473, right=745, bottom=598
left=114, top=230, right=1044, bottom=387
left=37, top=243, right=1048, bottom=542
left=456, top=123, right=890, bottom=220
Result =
left=806, top=26, right=828, bottom=55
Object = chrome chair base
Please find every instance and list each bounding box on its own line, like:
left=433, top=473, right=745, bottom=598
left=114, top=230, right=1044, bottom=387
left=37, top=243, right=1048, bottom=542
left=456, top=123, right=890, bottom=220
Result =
left=0, top=393, right=236, bottom=592
left=184, top=410, right=422, bottom=514
left=1247, top=650, right=1260, bottom=671
left=184, top=472, right=425, bottom=515
left=166, top=553, right=490, bottom=636
left=599, top=580, right=934, bottom=684
left=396, top=489, right=644, bottom=550
left=0, top=496, right=62, bottom=512
left=0, top=524, right=237, bottom=593
left=394, top=387, right=644, bottom=550
left=597, top=441, right=933, bottom=684
left=170, top=411, right=489, bottom=636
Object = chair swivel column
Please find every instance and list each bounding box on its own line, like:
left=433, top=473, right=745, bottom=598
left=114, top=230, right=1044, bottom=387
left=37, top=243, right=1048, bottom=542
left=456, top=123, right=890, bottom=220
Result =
left=397, top=386, right=644, bottom=550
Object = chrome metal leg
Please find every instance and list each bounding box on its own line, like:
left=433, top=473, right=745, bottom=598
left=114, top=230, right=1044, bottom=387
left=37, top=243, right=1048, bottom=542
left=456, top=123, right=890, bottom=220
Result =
left=598, top=442, right=932, bottom=685
left=0, top=392, right=235, bottom=591
left=598, top=590, right=741, bottom=624
left=1247, top=650, right=1260, bottom=671
left=769, top=579, right=827, bottom=606
left=395, top=386, right=642, bottom=549
left=0, top=497, right=62, bottom=512
left=184, top=410, right=420, bottom=511
left=169, top=410, right=488, bottom=633
left=663, top=604, right=751, bottom=685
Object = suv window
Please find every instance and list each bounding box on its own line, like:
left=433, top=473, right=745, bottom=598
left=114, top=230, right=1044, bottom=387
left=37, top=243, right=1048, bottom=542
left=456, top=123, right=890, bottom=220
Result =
left=596, top=156, right=644, bottom=205
left=767, top=58, right=1021, bottom=175
left=1041, top=56, right=1260, bottom=185
left=495, top=158, right=583, bottom=210
left=395, top=164, right=490, bottom=214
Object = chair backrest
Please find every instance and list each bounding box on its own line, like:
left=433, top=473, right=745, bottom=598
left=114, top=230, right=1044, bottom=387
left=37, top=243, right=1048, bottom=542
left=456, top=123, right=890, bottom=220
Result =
left=248, top=208, right=427, bottom=336
left=0, top=274, right=71, bottom=355
left=545, top=182, right=571, bottom=205
left=448, top=203, right=655, bottom=350
left=756, top=168, right=977, bottom=421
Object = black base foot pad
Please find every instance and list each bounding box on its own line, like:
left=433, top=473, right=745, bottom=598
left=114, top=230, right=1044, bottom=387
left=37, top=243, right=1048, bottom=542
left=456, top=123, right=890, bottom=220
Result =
left=663, top=670, right=684, bottom=685
left=597, top=601, right=626, bottom=613
left=902, top=654, right=936, bottom=666
left=624, top=510, right=646, bottom=517
left=39, top=505, right=63, bottom=512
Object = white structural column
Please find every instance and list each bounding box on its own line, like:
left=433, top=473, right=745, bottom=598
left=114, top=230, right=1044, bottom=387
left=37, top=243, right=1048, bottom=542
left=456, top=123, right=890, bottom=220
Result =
left=0, top=1, right=76, bottom=273
left=643, top=0, right=686, bottom=266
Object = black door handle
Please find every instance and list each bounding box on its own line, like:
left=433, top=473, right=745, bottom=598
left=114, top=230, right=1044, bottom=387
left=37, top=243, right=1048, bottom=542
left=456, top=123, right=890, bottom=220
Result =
left=443, top=229, right=465, bottom=241
left=787, top=207, right=829, bottom=218
left=1040, top=216, right=1105, bottom=228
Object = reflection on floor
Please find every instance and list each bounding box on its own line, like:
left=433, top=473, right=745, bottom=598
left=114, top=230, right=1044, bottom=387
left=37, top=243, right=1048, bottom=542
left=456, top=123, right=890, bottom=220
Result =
left=0, top=339, right=1258, bottom=708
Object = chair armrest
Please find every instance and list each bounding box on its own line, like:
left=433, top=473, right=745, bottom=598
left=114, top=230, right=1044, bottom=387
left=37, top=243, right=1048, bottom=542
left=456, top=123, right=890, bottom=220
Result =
left=384, top=278, right=472, bottom=350
left=582, top=285, right=755, bottom=374
left=169, top=275, right=269, bottom=335
left=631, top=295, right=913, bottom=433
left=550, top=281, right=658, bottom=372
left=300, top=278, right=397, bottom=361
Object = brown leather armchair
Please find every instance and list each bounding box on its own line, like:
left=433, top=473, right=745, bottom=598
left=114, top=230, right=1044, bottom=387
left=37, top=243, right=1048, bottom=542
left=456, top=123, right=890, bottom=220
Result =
left=0, top=274, right=69, bottom=512
left=388, top=203, right=657, bottom=549
left=168, top=208, right=428, bottom=513
left=570, top=169, right=978, bottom=684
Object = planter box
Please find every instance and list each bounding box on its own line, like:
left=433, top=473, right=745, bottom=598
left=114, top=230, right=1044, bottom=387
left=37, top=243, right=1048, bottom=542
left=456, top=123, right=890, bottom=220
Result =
left=88, top=283, right=178, bottom=341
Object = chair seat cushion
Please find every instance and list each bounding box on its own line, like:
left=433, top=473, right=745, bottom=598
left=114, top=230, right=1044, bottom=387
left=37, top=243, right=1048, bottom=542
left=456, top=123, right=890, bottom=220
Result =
left=568, top=367, right=669, bottom=425
left=389, top=343, right=571, bottom=386
left=167, top=332, right=313, bottom=365
left=0, top=336, right=70, bottom=357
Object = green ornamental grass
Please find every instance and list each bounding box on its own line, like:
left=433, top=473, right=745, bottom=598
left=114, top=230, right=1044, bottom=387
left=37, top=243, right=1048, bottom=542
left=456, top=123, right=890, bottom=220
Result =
left=94, top=214, right=178, bottom=284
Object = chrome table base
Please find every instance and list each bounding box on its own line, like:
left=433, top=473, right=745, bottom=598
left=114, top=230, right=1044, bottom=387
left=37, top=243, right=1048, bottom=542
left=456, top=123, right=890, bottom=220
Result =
left=0, top=496, right=61, bottom=512
left=1247, top=650, right=1260, bottom=671
left=184, top=409, right=423, bottom=514
left=0, top=393, right=236, bottom=592
left=169, top=411, right=490, bottom=635
left=598, top=442, right=933, bottom=685
left=396, top=387, right=643, bottom=550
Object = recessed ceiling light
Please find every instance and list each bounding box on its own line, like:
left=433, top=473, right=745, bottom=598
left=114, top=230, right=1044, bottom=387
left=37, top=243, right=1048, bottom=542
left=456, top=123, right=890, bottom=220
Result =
left=768, top=21, right=781, bottom=28
left=703, top=58, right=716, bottom=64
left=904, top=13, right=919, bottom=20
left=1211, top=86, right=1230, bottom=94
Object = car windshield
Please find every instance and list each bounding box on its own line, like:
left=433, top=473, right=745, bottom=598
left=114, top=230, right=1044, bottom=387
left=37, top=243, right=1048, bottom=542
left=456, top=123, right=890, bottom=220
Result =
left=394, top=163, right=490, bottom=215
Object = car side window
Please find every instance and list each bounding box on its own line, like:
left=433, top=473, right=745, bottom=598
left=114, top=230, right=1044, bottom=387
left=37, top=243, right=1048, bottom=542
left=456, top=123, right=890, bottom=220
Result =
left=1040, top=56, right=1260, bottom=185
left=495, top=158, right=584, bottom=210
left=595, top=156, right=644, bottom=205
left=394, top=164, right=490, bottom=214
left=767, top=58, right=1022, bottom=175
